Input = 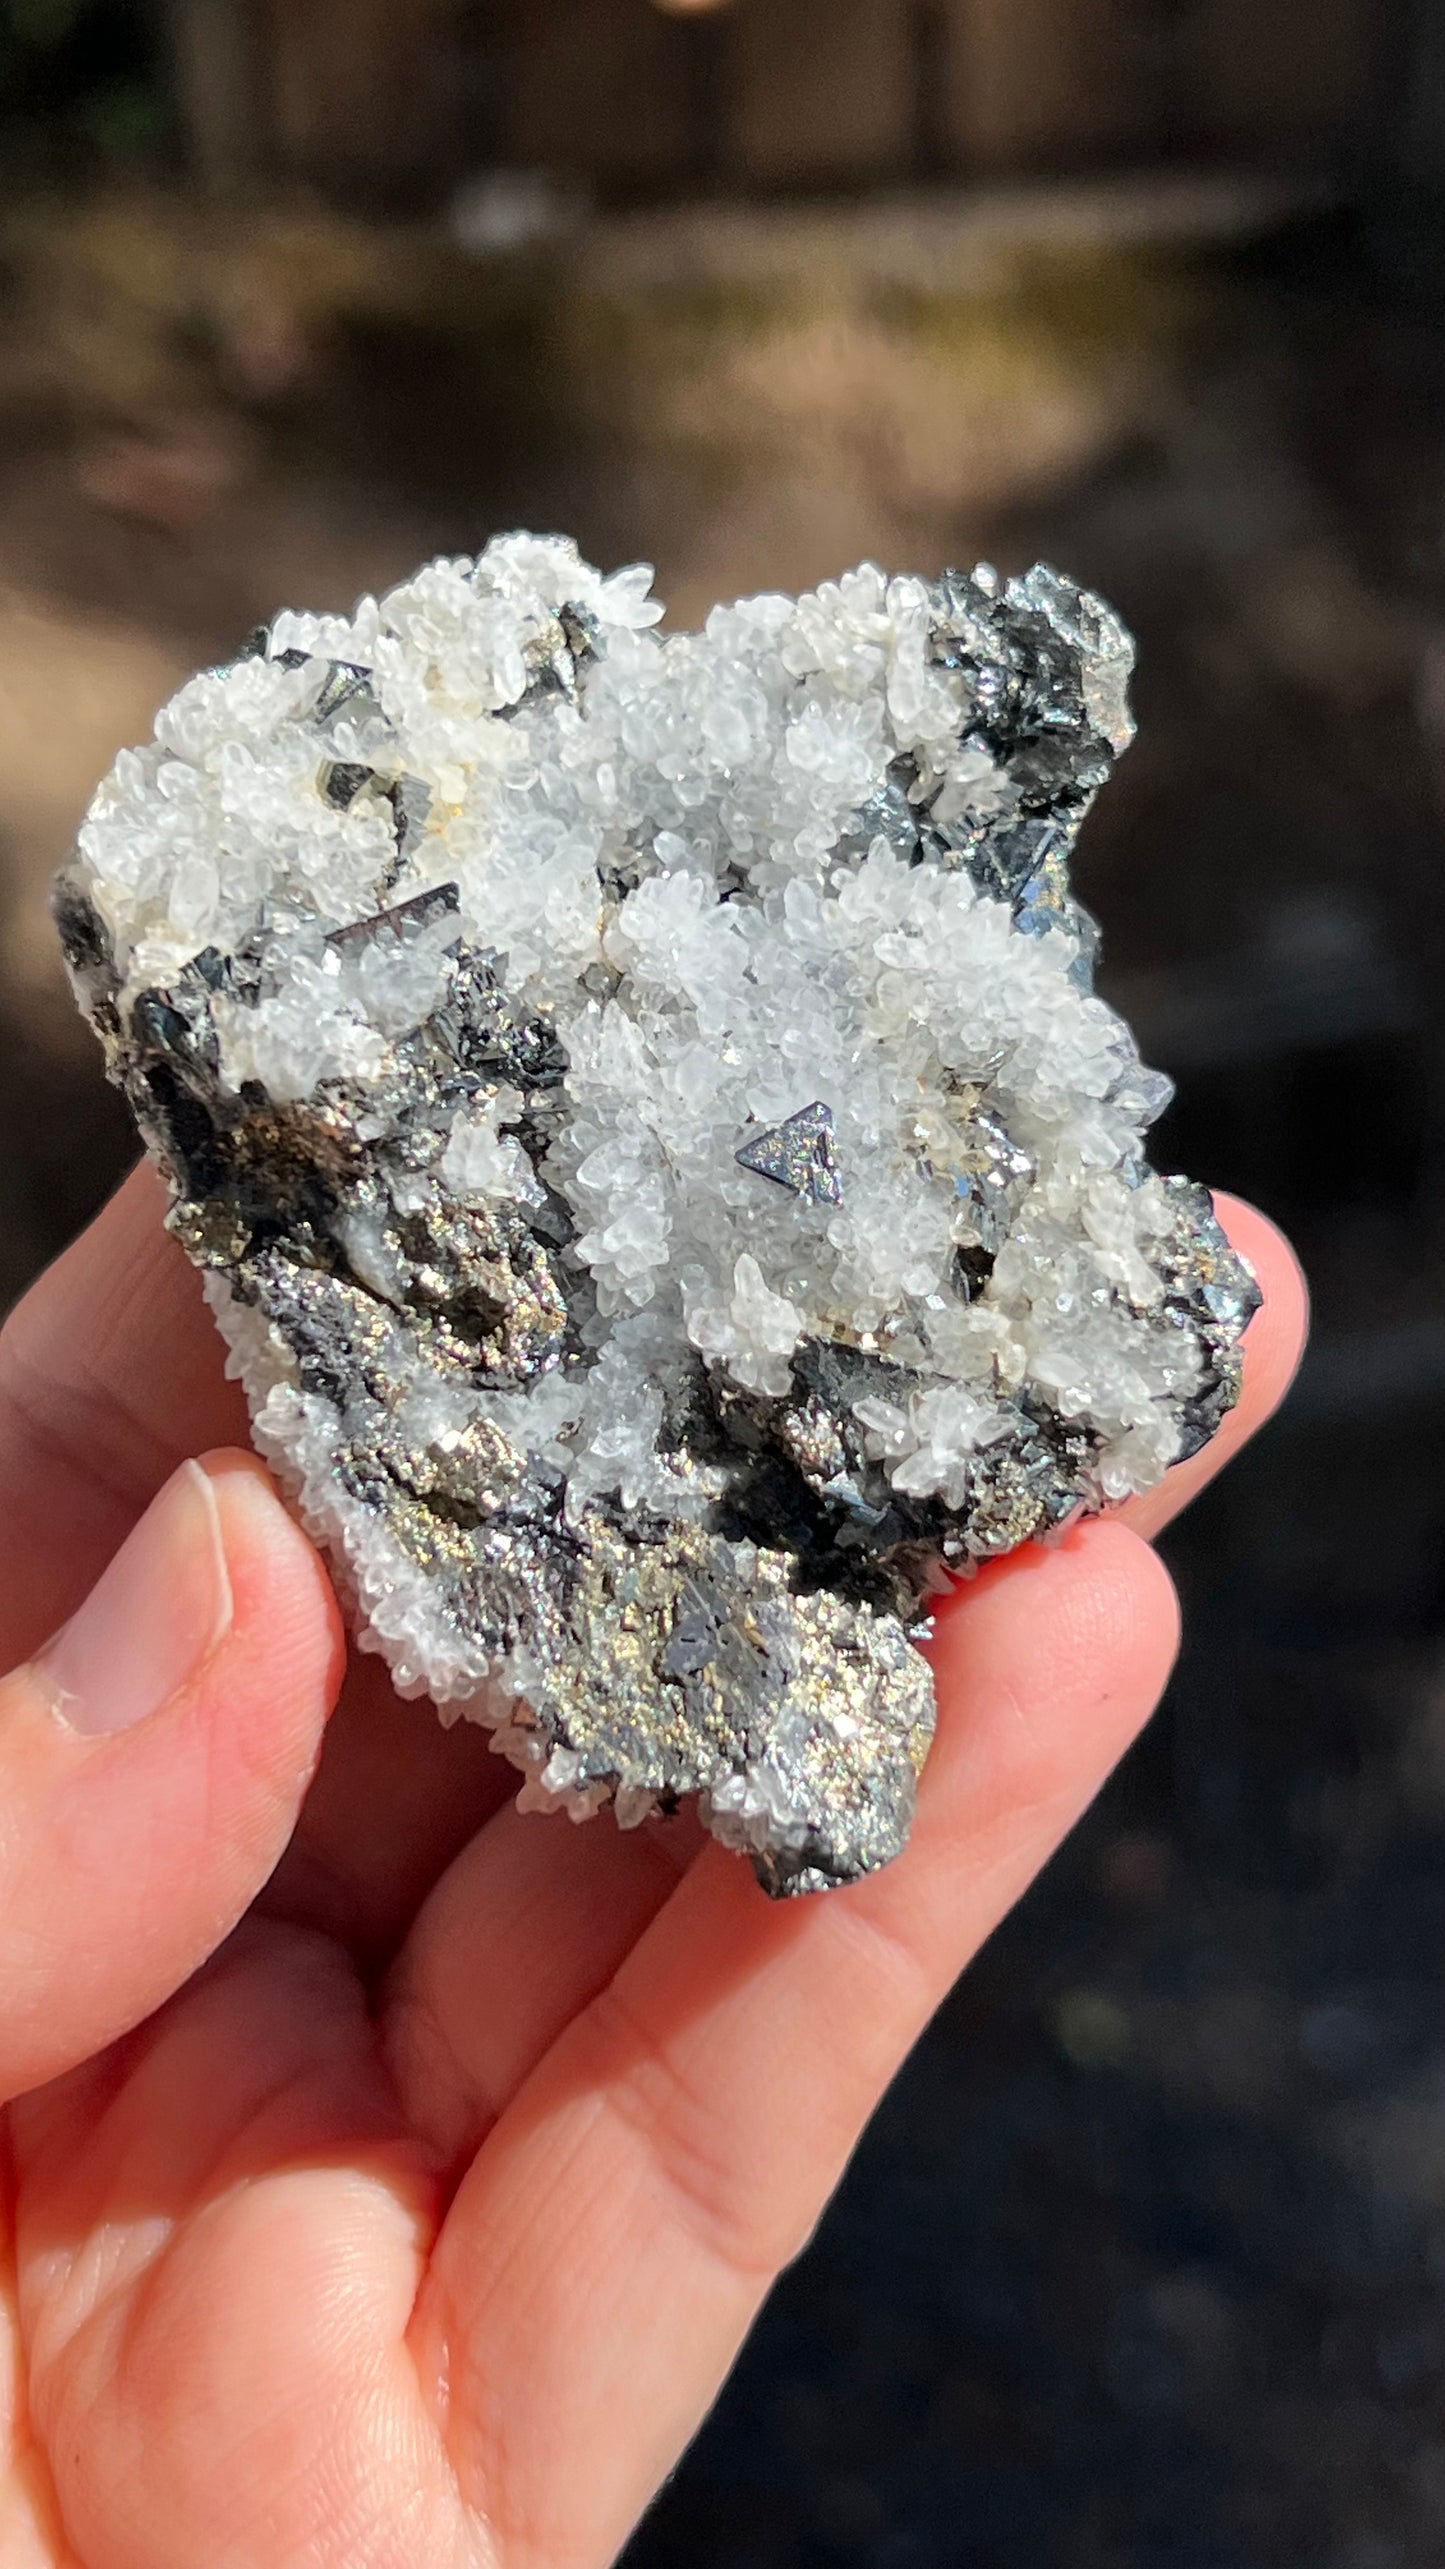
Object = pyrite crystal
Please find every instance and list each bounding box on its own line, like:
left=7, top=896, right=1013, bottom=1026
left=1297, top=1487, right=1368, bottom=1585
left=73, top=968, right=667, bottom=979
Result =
left=58, top=539, right=1259, bottom=1896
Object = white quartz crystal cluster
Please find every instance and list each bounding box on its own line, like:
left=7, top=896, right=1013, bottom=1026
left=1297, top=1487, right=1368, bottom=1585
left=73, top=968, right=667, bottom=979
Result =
left=60, top=535, right=1258, bottom=1895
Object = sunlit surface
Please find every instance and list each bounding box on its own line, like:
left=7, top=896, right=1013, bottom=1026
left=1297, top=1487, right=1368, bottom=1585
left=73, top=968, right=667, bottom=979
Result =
left=0, top=4, right=1441, bottom=2562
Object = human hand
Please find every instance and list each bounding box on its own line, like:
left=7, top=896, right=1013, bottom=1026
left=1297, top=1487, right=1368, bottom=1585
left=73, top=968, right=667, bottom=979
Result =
left=0, top=1168, right=1306, bottom=2569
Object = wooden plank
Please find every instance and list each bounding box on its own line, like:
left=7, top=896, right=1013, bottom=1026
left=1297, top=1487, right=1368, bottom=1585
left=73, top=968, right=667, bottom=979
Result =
left=729, top=0, right=915, bottom=184
left=941, top=0, right=1142, bottom=172
left=260, top=0, right=461, bottom=197
left=489, top=0, right=695, bottom=189
left=1193, top=0, right=1376, bottom=150
left=165, top=0, right=268, bottom=190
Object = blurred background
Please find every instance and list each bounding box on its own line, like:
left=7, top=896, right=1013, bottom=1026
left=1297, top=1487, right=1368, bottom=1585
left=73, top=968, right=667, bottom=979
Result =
left=1, top=3, right=1444, bottom=2562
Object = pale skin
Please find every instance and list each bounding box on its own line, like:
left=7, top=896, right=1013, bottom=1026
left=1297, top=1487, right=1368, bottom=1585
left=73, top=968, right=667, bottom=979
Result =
left=0, top=1166, right=1307, bottom=2569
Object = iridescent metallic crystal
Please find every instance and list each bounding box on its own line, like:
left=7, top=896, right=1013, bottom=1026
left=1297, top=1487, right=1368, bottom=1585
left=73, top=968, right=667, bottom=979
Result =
left=736, top=1102, right=845, bottom=1207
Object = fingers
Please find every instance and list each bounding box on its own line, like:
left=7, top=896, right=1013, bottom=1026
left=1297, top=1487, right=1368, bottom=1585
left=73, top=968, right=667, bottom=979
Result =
left=257, top=1655, right=519, bottom=1968
left=1118, top=1194, right=1308, bottom=1544
left=8, top=1920, right=458, bottom=2569
left=0, top=1452, right=343, bottom=2103
left=0, top=1163, right=246, bottom=1667
left=412, top=1518, right=1180, bottom=2569
left=382, top=1799, right=697, bottom=2171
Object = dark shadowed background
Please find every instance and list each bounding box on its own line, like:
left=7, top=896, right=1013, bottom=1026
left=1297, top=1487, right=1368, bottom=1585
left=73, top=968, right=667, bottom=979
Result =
left=2, top=6, right=1443, bottom=2563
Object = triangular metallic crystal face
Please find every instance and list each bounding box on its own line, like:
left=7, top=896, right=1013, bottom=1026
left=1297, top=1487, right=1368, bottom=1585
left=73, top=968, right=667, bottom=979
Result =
left=736, top=1101, right=844, bottom=1206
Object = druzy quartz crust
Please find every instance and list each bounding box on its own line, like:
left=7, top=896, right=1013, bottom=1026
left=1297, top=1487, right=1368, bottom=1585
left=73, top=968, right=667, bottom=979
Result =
left=57, top=537, right=1259, bottom=1897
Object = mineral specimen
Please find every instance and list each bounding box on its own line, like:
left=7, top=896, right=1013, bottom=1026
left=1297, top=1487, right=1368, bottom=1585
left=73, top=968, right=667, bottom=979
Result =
left=57, top=536, right=1260, bottom=1896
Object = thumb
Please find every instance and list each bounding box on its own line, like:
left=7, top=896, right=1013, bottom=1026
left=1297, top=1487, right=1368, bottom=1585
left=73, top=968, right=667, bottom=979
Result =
left=0, top=1451, right=343, bottom=2102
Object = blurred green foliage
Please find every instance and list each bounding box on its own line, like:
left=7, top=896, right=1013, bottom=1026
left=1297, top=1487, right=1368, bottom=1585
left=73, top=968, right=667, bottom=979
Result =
left=0, top=0, right=164, bottom=167
left=4, top=0, right=91, bottom=44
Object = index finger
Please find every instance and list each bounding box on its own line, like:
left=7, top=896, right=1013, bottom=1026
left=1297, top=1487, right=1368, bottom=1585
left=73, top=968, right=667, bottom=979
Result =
left=0, top=1163, right=247, bottom=1666
left=1118, top=1193, right=1308, bottom=1545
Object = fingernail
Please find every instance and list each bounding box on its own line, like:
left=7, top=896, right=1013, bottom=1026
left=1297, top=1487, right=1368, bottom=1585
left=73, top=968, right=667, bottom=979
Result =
left=37, top=1460, right=233, bottom=1736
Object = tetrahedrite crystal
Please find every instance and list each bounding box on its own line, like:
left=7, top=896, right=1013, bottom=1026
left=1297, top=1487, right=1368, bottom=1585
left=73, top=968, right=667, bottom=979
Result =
left=57, top=536, right=1259, bottom=1897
